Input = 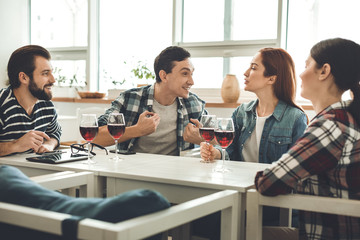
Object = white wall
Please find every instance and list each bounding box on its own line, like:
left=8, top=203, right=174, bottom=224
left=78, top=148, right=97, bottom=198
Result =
left=0, top=0, right=30, bottom=88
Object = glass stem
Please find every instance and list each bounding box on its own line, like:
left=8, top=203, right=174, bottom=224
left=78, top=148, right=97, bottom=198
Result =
left=115, top=139, right=118, bottom=160
left=222, top=148, right=226, bottom=169
left=87, top=142, right=91, bottom=161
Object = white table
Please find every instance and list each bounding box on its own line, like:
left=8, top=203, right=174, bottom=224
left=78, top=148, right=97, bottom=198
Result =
left=98, top=153, right=269, bottom=240
left=0, top=151, right=107, bottom=197
left=0, top=151, right=269, bottom=240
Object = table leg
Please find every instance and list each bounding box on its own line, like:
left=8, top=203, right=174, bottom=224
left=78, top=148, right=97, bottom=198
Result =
left=238, top=192, right=246, bottom=240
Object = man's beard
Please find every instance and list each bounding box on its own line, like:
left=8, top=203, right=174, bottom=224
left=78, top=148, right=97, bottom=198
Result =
left=29, top=77, right=53, bottom=101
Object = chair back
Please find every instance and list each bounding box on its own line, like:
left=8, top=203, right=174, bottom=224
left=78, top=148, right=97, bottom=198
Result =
left=0, top=189, right=239, bottom=240
left=246, top=189, right=360, bottom=240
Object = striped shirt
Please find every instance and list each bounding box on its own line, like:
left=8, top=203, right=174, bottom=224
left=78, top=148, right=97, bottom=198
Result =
left=255, top=101, right=360, bottom=240
left=0, top=87, right=62, bottom=153
left=98, top=84, right=207, bottom=154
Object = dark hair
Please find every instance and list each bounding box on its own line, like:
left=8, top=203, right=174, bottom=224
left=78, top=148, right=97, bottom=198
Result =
left=259, top=48, right=306, bottom=118
left=154, top=46, right=191, bottom=83
left=311, top=38, right=360, bottom=125
left=7, top=45, right=51, bottom=89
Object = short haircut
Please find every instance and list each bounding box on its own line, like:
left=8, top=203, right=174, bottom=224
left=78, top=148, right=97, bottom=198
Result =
left=154, top=46, right=191, bottom=83
left=7, top=45, right=51, bottom=89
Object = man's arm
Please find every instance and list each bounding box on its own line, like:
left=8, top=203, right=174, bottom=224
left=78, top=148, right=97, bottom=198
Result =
left=0, top=130, right=50, bottom=156
left=0, top=141, right=19, bottom=156
left=183, top=118, right=203, bottom=145
left=93, top=111, right=160, bottom=146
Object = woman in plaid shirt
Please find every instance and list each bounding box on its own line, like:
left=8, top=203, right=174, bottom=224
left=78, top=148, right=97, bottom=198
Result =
left=256, top=38, right=360, bottom=239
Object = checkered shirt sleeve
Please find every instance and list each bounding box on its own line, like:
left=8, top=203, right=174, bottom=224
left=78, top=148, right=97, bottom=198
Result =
left=255, top=101, right=360, bottom=239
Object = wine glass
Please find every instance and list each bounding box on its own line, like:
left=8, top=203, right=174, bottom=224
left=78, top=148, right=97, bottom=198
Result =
left=79, top=114, right=99, bottom=164
left=199, top=115, right=217, bottom=163
left=107, top=113, right=126, bottom=161
left=213, top=118, right=235, bottom=173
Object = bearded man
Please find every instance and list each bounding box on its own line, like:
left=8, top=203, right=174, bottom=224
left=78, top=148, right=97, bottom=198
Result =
left=0, top=45, right=61, bottom=156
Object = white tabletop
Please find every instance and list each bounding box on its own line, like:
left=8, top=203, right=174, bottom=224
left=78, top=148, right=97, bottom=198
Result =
left=99, top=152, right=269, bottom=193
left=0, top=150, right=269, bottom=193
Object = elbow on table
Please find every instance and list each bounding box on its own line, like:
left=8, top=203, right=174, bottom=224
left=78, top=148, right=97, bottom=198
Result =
left=257, top=180, right=294, bottom=197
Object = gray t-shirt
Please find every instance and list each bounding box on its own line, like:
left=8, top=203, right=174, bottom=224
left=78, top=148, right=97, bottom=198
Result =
left=133, top=99, right=178, bottom=156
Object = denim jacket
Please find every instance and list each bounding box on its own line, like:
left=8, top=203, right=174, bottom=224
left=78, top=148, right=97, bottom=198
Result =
left=226, top=99, right=308, bottom=163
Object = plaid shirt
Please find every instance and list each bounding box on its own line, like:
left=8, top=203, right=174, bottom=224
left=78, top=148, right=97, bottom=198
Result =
left=98, top=84, right=207, bottom=154
left=255, top=101, right=360, bottom=240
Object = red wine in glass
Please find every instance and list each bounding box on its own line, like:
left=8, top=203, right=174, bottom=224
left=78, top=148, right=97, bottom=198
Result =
left=215, top=130, right=234, bottom=148
left=199, top=115, right=217, bottom=163
left=107, top=124, right=125, bottom=139
left=80, top=126, right=99, bottom=141
left=108, top=113, right=126, bottom=161
left=214, top=118, right=234, bottom=173
left=199, top=128, right=215, bottom=142
left=79, top=114, right=98, bottom=164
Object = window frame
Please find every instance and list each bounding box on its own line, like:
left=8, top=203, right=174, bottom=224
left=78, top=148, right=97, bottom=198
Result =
left=30, top=0, right=286, bottom=100
left=172, top=0, right=287, bottom=101
left=31, top=0, right=99, bottom=92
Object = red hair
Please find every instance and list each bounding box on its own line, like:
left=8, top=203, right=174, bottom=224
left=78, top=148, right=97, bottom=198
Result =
left=259, top=48, right=306, bottom=119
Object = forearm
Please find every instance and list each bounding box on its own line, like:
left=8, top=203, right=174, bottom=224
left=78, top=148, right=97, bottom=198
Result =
left=43, top=137, right=59, bottom=150
left=187, top=135, right=203, bottom=145
left=93, top=125, right=143, bottom=147
left=255, top=171, right=294, bottom=196
left=92, top=126, right=116, bottom=146
left=0, top=141, right=17, bottom=156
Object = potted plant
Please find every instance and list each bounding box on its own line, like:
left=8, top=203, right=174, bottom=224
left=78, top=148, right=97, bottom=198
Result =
left=107, top=61, right=155, bottom=99
left=104, top=67, right=127, bottom=99
left=53, top=67, right=86, bottom=98
left=131, top=61, right=155, bottom=87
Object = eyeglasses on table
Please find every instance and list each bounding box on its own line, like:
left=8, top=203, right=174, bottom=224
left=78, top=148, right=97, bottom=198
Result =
left=70, top=143, right=109, bottom=156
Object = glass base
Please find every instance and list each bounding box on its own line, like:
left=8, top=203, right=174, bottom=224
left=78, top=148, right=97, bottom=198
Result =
left=110, top=142, right=123, bottom=161
left=83, top=141, right=96, bottom=164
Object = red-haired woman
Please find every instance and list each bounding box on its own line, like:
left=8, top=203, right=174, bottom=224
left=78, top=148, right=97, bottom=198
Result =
left=201, top=48, right=307, bottom=166
left=196, top=48, right=308, bottom=240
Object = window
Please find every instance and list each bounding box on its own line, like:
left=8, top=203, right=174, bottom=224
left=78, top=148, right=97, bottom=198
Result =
left=182, top=0, right=278, bottom=43
left=98, top=0, right=172, bottom=92
left=191, top=56, right=252, bottom=89
left=31, top=0, right=87, bottom=47
left=30, top=0, right=281, bottom=95
left=286, top=0, right=360, bottom=101
left=30, top=0, right=88, bottom=88
left=177, top=0, right=281, bottom=92
left=29, top=0, right=360, bottom=101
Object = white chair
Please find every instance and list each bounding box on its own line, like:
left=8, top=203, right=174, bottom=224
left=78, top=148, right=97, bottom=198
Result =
left=246, top=189, right=360, bottom=240
left=30, top=171, right=95, bottom=197
left=0, top=189, right=239, bottom=240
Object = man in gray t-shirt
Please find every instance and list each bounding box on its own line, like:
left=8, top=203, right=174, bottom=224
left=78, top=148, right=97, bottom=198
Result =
left=94, top=46, right=207, bottom=155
